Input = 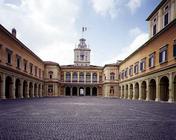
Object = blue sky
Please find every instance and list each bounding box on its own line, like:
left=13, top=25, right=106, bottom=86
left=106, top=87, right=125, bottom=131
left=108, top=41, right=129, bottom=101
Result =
left=0, top=0, right=161, bottom=66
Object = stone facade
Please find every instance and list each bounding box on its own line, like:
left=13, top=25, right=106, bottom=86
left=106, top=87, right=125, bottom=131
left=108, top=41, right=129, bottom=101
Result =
left=0, top=0, right=176, bottom=103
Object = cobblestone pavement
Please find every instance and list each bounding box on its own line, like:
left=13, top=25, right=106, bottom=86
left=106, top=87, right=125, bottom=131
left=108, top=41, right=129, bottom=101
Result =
left=0, top=97, right=176, bottom=140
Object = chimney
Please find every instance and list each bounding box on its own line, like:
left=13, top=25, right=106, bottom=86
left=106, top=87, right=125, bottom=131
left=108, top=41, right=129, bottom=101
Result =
left=12, top=28, right=16, bottom=37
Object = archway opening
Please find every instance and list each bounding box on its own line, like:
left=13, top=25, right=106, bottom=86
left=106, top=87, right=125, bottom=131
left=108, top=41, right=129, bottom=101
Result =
left=160, top=76, right=169, bottom=101
left=92, top=87, right=97, bottom=96
left=79, top=87, right=84, bottom=96
left=34, top=84, right=37, bottom=97
left=38, top=84, right=41, bottom=97
left=15, top=79, right=21, bottom=98
left=29, top=82, right=33, bottom=97
left=130, top=84, right=133, bottom=99
left=122, top=86, right=124, bottom=98
left=125, top=85, right=128, bottom=98
left=141, top=81, right=147, bottom=100
left=72, top=87, right=77, bottom=96
left=135, top=83, right=139, bottom=99
left=5, top=76, right=12, bottom=99
left=110, top=86, right=114, bottom=96
left=86, top=87, right=90, bottom=96
left=174, top=76, right=176, bottom=101
left=149, top=79, right=156, bottom=100
left=23, top=81, right=27, bottom=98
left=65, top=87, right=70, bottom=96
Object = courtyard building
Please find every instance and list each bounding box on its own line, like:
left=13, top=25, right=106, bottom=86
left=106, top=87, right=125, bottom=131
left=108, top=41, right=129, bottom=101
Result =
left=0, top=0, right=176, bottom=103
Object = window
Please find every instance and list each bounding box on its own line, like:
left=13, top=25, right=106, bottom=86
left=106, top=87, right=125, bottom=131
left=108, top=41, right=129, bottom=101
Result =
left=93, top=73, right=97, bottom=82
left=121, top=71, right=124, bottom=80
left=153, top=24, right=157, bottom=35
left=79, top=72, right=84, bottom=82
left=86, top=73, right=91, bottom=82
left=72, top=72, right=77, bottom=82
left=110, top=72, right=115, bottom=80
left=159, top=45, right=168, bottom=63
left=16, top=55, right=21, bottom=69
left=173, top=40, right=176, bottom=57
left=149, top=53, right=155, bottom=68
left=29, top=63, right=33, bottom=74
left=164, top=13, right=169, bottom=26
left=134, top=62, right=139, bottom=74
left=39, top=69, right=41, bottom=78
left=6, top=48, right=13, bottom=65
left=66, top=72, right=71, bottom=82
left=23, top=59, right=28, bottom=72
left=35, top=66, right=37, bottom=76
left=48, top=71, right=53, bottom=79
left=140, top=58, right=146, bottom=72
left=129, top=65, right=133, bottom=76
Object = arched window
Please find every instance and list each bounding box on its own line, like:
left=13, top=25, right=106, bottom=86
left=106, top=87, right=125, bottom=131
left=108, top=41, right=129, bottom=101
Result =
left=110, top=72, right=115, bottom=80
left=93, top=73, right=97, bottom=82
left=110, top=86, right=114, bottom=94
left=66, top=72, right=71, bottom=82
left=79, top=72, right=84, bottom=82
left=48, top=71, right=53, bottom=79
left=86, top=73, right=91, bottom=82
left=73, top=72, right=78, bottom=82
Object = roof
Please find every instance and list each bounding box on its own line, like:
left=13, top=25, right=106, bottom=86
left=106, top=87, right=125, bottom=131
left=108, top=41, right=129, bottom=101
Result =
left=146, top=0, right=167, bottom=21
left=61, top=64, right=103, bottom=70
left=0, top=24, right=44, bottom=63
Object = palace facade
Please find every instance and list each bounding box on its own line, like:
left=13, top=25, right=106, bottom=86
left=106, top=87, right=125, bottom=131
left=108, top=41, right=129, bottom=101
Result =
left=0, top=0, right=176, bottom=103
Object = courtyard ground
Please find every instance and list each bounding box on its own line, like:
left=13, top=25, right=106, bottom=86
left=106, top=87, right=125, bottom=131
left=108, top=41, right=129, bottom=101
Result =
left=0, top=97, right=176, bottom=140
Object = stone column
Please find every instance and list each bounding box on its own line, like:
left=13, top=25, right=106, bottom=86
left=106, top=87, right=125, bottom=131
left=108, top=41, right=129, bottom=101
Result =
left=40, top=84, right=42, bottom=97
left=132, top=83, right=135, bottom=100
left=91, top=72, right=93, bottom=83
left=148, top=20, right=152, bottom=38
left=128, top=84, right=131, bottom=99
left=71, top=72, right=73, bottom=83
left=169, top=73, right=174, bottom=102
left=158, top=9, right=163, bottom=32
left=120, top=85, right=123, bottom=98
left=155, top=77, right=160, bottom=101
left=124, top=85, right=127, bottom=99
left=32, top=83, right=35, bottom=97
left=171, top=0, right=176, bottom=20
left=70, top=87, right=73, bottom=96
left=146, top=79, right=150, bottom=101
left=26, top=81, right=30, bottom=98
left=77, top=72, right=79, bottom=83
left=64, top=72, right=66, bottom=82
left=12, top=77, right=16, bottom=99
left=139, top=81, right=142, bottom=100
left=84, top=72, right=86, bottom=83
left=20, top=79, right=24, bottom=98
left=90, top=87, right=92, bottom=96
left=1, top=73, right=6, bottom=99
left=97, top=72, right=99, bottom=83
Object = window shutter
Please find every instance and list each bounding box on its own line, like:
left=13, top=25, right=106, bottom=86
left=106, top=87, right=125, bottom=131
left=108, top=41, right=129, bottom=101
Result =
left=173, top=44, right=176, bottom=57
left=159, top=52, right=162, bottom=63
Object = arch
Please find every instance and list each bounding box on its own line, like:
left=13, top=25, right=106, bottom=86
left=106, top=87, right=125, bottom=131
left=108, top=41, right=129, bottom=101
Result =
left=65, top=87, right=70, bottom=96
left=15, top=79, right=21, bottom=98
left=72, top=72, right=78, bottom=82
left=130, top=84, right=133, bottom=99
left=125, top=85, right=128, bottom=98
left=135, top=82, right=139, bottom=99
left=92, top=87, right=97, bottom=96
left=86, top=73, right=91, bottom=83
left=79, top=87, right=84, bottom=96
left=141, top=81, right=147, bottom=100
left=149, top=79, right=156, bottom=100
left=29, top=82, right=33, bottom=98
left=72, top=87, right=77, bottom=96
left=110, top=72, right=115, bottom=80
left=93, top=73, right=97, bottom=82
left=174, top=76, right=176, bottom=101
left=38, top=84, right=41, bottom=97
left=122, top=85, right=124, bottom=98
left=110, top=86, right=114, bottom=96
left=23, top=81, right=27, bottom=98
left=86, top=87, right=90, bottom=96
left=34, top=83, right=37, bottom=97
left=79, top=72, right=84, bottom=82
left=5, top=76, right=13, bottom=99
left=160, top=76, right=169, bottom=101
left=66, top=72, right=71, bottom=82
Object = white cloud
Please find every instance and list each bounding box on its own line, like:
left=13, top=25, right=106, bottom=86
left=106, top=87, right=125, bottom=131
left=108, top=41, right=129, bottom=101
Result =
left=117, top=31, right=149, bottom=60
left=127, top=0, right=142, bottom=13
left=129, top=27, right=142, bottom=37
left=0, top=0, right=80, bottom=65
left=90, top=0, right=120, bottom=19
